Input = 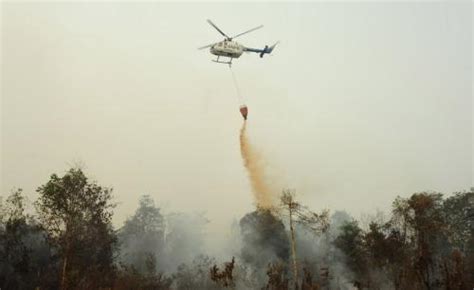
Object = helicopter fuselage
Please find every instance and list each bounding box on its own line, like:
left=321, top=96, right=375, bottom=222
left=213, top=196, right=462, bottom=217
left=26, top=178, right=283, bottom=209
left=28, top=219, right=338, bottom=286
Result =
left=210, top=40, right=244, bottom=58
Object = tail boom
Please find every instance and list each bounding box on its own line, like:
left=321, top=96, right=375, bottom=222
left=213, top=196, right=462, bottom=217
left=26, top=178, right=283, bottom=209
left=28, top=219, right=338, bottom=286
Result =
left=244, top=41, right=279, bottom=58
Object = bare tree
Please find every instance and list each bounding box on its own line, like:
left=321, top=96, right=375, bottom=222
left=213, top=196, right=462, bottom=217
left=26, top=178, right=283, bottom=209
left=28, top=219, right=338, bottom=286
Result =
left=210, top=257, right=236, bottom=288
left=278, top=189, right=329, bottom=289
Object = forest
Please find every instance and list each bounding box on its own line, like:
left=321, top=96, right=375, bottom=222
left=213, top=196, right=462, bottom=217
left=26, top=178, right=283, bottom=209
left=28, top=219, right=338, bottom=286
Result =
left=0, top=167, right=473, bottom=290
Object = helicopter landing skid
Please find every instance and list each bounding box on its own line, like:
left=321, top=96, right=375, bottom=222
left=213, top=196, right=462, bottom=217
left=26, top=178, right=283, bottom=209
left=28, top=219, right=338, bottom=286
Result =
left=213, top=56, right=233, bottom=67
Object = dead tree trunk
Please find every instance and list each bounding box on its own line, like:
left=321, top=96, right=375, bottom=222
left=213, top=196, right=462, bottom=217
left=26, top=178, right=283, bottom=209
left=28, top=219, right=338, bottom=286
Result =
left=288, top=200, right=298, bottom=289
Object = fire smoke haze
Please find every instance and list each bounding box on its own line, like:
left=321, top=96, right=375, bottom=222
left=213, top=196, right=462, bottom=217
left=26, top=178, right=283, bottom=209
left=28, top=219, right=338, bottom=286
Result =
left=1, top=1, right=472, bottom=242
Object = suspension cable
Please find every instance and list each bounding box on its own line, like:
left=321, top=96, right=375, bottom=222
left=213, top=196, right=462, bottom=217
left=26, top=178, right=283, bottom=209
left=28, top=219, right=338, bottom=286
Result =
left=229, top=66, right=244, bottom=105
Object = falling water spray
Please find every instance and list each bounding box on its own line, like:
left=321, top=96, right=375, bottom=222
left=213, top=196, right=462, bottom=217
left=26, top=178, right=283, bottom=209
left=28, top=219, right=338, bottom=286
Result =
left=239, top=122, right=274, bottom=208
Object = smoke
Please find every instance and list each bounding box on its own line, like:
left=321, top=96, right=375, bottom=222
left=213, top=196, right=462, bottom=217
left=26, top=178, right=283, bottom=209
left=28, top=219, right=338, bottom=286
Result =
left=293, top=211, right=356, bottom=289
left=117, top=196, right=208, bottom=275
left=238, top=123, right=360, bottom=288
left=239, top=122, right=275, bottom=208
left=162, top=212, right=208, bottom=272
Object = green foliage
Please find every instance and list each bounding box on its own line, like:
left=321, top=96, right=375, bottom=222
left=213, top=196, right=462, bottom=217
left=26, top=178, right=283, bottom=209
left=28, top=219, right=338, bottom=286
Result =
left=0, top=189, right=32, bottom=289
left=333, top=191, right=474, bottom=289
left=240, top=208, right=290, bottom=270
left=173, top=255, right=222, bottom=290
left=122, top=195, right=165, bottom=236
left=443, top=191, right=474, bottom=250
left=333, top=220, right=369, bottom=287
left=1, top=165, right=473, bottom=289
left=0, top=189, right=54, bottom=290
left=35, top=167, right=117, bottom=289
left=114, top=261, right=173, bottom=290
left=119, top=195, right=165, bottom=274
left=443, top=191, right=474, bottom=287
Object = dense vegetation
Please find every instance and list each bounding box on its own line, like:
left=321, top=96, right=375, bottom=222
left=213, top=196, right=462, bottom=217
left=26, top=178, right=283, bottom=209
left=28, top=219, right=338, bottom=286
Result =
left=0, top=167, right=472, bottom=289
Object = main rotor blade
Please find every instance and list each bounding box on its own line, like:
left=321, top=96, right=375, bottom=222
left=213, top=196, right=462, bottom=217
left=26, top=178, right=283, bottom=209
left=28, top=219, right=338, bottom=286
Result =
left=231, top=25, right=263, bottom=39
left=207, top=19, right=230, bottom=39
left=198, top=42, right=217, bottom=50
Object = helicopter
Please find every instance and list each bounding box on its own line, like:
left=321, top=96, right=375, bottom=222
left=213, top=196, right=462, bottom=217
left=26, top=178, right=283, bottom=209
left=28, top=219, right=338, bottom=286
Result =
left=199, top=19, right=278, bottom=66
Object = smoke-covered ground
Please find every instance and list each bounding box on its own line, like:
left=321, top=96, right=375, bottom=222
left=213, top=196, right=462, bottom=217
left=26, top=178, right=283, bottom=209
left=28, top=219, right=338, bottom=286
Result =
left=115, top=194, right=357, bottom=289
left=1, top=167, right=473, bottom=289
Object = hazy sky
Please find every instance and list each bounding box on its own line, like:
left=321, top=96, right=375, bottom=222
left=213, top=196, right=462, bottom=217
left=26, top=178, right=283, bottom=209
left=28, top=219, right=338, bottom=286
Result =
left=1, top=2, right=472, bottom=239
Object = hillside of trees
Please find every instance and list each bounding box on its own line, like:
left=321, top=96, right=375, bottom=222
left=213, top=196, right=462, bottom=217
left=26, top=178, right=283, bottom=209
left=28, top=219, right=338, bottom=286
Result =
left=1, top=167, right=473, bottom=289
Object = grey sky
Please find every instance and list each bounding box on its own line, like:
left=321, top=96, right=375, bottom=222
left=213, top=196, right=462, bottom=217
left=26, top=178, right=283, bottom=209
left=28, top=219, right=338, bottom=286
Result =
left=1, top=2, right=472, bottom=241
